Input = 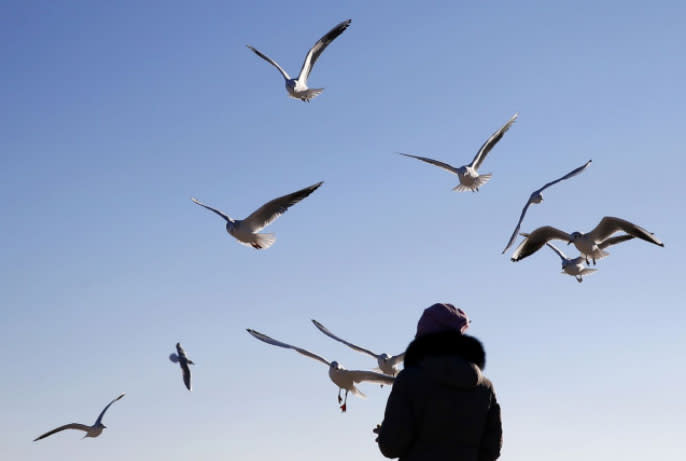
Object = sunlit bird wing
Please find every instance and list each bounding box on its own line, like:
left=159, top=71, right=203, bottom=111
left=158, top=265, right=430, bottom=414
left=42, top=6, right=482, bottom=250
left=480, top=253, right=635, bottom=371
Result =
left=469, top=113, right=518, bottom=170
left=242, top=181, right=323, bottom=232
left=33, top=423, right=92, bottom=441
left=246, top=45, right=291, bottom=80
left=191, top=198, right=232, bottom=222
left=246, top=328, right=330, bottom=366
left=298, top=19, right=352, bottom=82
left=311, top=319, right=378, bottom=358
left=349, top=370, right=395, bottom=385
left=511, top=226, right=572, bottom=262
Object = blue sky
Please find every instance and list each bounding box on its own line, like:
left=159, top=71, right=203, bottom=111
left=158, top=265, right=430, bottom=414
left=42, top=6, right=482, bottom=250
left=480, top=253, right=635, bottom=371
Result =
left=1, top=1, right=684, bottom=460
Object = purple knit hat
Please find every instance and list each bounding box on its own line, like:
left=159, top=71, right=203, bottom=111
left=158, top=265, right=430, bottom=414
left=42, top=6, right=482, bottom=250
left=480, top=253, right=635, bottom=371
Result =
left=415, top=303, right=470, bottom=338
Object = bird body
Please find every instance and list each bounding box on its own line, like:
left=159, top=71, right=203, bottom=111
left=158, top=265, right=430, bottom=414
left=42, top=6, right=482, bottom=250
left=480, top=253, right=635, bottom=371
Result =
left=511, top=217, right=663, bottom=263
left=502, top=159, right=592, bottom=253
left=246, top=328, right=393, bottom=412
left=311, top=319, right=404, bottom=376
left=398, top=113, right=517, bottom=192
left=192, top=181, right=323, bottom=249
left=33, top=393, right=125, bottom=442
left=169, top=342, right=194, bottom=391
left=247, top=19, right=351, bottom=102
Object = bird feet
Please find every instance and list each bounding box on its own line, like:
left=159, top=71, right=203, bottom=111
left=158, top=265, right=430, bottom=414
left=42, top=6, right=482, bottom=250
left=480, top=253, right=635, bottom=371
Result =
left=340, top=403, right=347, bottom=412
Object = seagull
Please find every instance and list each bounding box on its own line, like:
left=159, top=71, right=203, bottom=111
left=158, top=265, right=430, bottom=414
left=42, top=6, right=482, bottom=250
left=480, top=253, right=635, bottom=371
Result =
left=246, top=328, right=394, bottom=412
left=311, top=319, right=404, bottom=377
left=247, top=19, right=352, bottom=102
left=511, top=217, right=664, bottom=264
left=169, top=342, right=194, bottom=391
left=398, top=113, right=518, bottom=192
left=192, top=181, right=323, bottom=249
left=502, top=160, right=592, bottom=254
left=543, top=235, right=635, bottom=283
left=33, top=393, right=125, bottom=441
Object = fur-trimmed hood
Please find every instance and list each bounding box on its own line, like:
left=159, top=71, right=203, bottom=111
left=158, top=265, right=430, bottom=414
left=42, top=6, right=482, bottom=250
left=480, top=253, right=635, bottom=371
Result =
left=403, top=332, right=487, bottom=389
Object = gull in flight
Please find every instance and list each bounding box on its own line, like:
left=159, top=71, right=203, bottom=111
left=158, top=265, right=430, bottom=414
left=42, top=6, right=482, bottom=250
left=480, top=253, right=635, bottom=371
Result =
left=246, top=328, right=394, bottom=412
left=543, top=235, right=635, bottom=283
left=398, top=113, right=518, bottom=192
left=511, top=217, right=664, bottom=264
left=502, top=159, right=592, bottom=254
left=192, top=181, right=323, bottom=250
left=247, top=19, right=352, bottom=102
left=33, top=393, right=125, bottom=441
left=311, top=319, right=404, bottom=377
left=169, top=342, right=194, bottom=391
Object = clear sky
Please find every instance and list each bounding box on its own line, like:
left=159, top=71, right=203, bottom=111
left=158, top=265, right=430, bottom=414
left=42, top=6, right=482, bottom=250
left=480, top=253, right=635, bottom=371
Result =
left=1, top=1, right=684, bottom=460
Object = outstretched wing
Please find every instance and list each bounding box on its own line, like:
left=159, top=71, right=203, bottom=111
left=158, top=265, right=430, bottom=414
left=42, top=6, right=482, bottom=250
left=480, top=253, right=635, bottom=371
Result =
left=590, top=217, right=664, bottom=246
left=191, top=197, right=232, bottom=222
left=246, top=45, right=291, bottom=80
left=94, top=393, right=125, bottom=426
left=510, top=226, right=572, bottom=262
left=536, top=159, right=592, bottom=194
left=349, top=370, right=395, bottom=386
left=469, top=113, right=518, bottom=170
left=246, top=328, right=330, bottom=366
left=180, top=361, right=192, bottom=391
left=33, top=423, right=92, bottom=441
left=388, top=353, right=405, bottom=367
left=242, top=181, right=323, bottom=232
left=598, top=234, right=635, bottom=249
left=502, top=199, right=534, bottom=254
left=298, top=19, right=352, bottom=82
left=311, top=319, right=378, bottom=358
left=397, top=152, right=458, bottom=175
left=545, top=241, right=568, bottom=261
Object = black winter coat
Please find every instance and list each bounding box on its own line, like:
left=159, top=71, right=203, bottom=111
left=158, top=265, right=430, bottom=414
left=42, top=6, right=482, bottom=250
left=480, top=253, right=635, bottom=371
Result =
left=377, top=332, right=502, bottom=461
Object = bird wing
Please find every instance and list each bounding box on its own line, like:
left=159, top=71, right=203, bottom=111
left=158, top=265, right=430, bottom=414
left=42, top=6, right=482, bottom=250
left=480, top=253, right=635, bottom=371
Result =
left=242, top=181, right=323, bottom=232
left=469, top=113, right=518, bottom=170
left=175, top=342, right=188, bottom=360
left=246, top=45, right=291, bottom=80
left=94, top=393, right=125, bottom=426
left=191, top=198, right=232, bottom=222
left=180, top=361, right=192, bottom=391
left=34, top=423, right=92, bottom=441
left=545, top=241, right=568, bottom=261
left=311, top=319, right=378, bottom=358
left=591, top=217, right=664, bottom=246
left=535, top=159, right=592, bottom=194
left=501, top=199, right=534, bottom=254
left=297, top=19, right=352, bottom=83
left=598, top=234, right=635, bottom=249
left=397, top=152, right=458, bottom=175
left=246, top=329, right=330, bottom=366
left=510, top=226, right=572, bottom=262
left=388, top=353, right=405, bottom=367
left=349, top=370, right=396, bottom=386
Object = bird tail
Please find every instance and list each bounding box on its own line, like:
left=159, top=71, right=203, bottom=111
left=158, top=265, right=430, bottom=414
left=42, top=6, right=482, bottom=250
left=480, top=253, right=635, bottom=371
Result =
left=452, top=173, right=492, bottom=192
left=580, top=268, right=598, bottom=276
left=350, top=385, right=366, bottom=399
left=300, top=88, right=324, bottom=102
left=588, top=249, right=609, bottom=261
left=251, top=233, right=276, bottom=250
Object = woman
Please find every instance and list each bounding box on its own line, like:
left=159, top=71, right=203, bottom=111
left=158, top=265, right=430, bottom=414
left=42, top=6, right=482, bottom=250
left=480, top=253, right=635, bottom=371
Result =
left=376, top=303, right=502, bottom=460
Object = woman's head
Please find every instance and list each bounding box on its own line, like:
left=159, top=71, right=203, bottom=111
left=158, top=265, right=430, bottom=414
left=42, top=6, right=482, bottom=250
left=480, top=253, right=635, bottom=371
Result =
left=416, top=303, right=470, bottom=338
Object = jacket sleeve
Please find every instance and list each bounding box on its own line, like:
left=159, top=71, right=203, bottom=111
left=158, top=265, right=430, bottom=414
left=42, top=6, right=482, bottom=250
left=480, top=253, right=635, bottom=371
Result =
left=377, top=370, right=416, bottom=459
left=478, top=385, right=503, bottom=461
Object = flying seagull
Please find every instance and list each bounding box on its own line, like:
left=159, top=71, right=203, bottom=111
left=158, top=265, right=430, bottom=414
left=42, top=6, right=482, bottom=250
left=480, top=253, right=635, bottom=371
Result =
left=311, top=319, right=404, bottom=377
left=192, top=181, right=323, bottom=249
left=502, top=159, right=592, bottom=254
left=247, top=19, right=352, bottom=102
left=246, top=328, right=394, bottom=412
left=511, top=217, right=664, bottom=264
left=169, top=342, right=194, bottom=391
left=398, top=113, right=518, bottom=192
left=33, top=393, right=125, bottom=441
left=543, top=235, right=635, bottom=282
